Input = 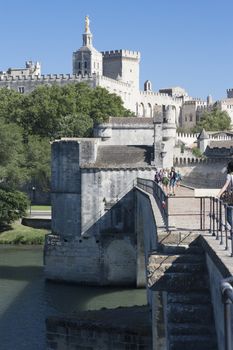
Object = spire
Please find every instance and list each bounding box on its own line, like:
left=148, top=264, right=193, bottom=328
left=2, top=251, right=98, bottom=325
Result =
left=83, top=15, right=93, bottom=47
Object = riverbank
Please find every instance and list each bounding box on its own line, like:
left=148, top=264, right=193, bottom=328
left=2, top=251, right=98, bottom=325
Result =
left=0, top=222, right=48, bottom=244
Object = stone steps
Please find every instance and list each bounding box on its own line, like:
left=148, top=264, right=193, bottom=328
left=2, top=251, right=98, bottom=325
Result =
left=158, top=232, right=200, bottom=245
left=167, top=292, right=211, bottom=305
left=148, top=232, right=217, bottom=349
left=168, top=335, right=218, bottom=350
left=149, top=253, right=205, bottom=264
left=167, top=303, right=213, bottom=324
left=148, top=261, right=206, bottom=274
left=149, top=271, right=209, bottom=292
left=160, top=244, right=204, bottom=255
left=168, top=322, right=216, bottom=336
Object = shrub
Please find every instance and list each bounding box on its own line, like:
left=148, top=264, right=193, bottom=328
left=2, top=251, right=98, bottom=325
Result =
left=0, top=189, right=28, bottom=228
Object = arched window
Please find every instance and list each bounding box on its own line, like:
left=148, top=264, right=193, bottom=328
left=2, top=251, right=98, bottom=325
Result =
left=147, top=103, right=152, bottom=118
left=138, top=103, right=145, bottom=117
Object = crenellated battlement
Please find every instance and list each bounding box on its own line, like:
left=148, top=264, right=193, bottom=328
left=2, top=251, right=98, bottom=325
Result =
left=139, top=90, right=183, bottom=103
left=184, top=99, right=207, bottom=106
left=102, top=49, right=140, bottom=59
left=139, top=90, right=169, bottom=97
left=0, top=73, right=96, bottom=82
left=177, top=132, right=199, bottom=139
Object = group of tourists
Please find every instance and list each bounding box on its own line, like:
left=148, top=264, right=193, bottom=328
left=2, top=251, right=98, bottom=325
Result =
left=154, top=167, right=182, bottom=196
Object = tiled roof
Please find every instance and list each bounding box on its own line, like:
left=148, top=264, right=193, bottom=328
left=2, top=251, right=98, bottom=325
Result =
left=208, top=140, right=233, bottom=149
left=82, top=145, right=153, bottom=168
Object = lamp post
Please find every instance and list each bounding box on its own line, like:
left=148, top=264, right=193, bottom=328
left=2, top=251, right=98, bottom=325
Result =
left=29, top=186, right=36, bottom=216
left=32, top=186, right=36, bottom=204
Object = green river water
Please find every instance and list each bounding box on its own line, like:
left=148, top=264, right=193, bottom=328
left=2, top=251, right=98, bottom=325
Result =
left=0, top=246, right=147, bottom=350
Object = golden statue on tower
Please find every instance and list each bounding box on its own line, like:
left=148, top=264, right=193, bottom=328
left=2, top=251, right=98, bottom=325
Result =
left=85, top=15, right=90, bottom=32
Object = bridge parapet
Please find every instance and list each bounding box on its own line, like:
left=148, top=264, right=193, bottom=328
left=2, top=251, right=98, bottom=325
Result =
left=136, top=179, right=233, bottom=350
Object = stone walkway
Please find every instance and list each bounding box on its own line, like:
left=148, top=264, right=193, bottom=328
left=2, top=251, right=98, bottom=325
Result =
left=167, top=186, right=211, bottom=231
left=166, top=185, right=233, bottom=258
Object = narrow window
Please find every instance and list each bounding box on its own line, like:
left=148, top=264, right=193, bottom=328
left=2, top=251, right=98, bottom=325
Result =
left=18, top=86, right=25, bottom=94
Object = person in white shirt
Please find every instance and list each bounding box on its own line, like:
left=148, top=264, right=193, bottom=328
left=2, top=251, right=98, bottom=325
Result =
left=218, top=160, right=233, bottom=229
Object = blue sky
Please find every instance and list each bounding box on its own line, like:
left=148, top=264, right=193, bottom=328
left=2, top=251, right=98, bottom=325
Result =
left=0, top=0, right=232, bottom=100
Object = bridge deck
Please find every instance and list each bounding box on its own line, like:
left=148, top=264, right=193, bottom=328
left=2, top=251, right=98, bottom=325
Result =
left=168, top=186, right=211, bottom=231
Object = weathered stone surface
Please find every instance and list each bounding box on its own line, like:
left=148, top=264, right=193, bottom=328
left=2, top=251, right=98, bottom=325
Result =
left=168, top=322, right=216, bottom=336
left=149, top=271, right=209, bottom=292
left=167, top=292, right=211, bottom=305
left=158, top=232, right=200, bottom=245
left=148, top=253, right=205, bottom=265
left=168, top=335, right=218, bottom=350
left=46, top=306, right=152, bottom=350
left=148, top=262, right=206, bottom=274
left=167, top=303, right=213, bottom=324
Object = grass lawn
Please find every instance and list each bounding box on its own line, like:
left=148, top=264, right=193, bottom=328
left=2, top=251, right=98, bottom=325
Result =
left=30, top=205, right=51, bottom=211
left=0, top=222, right=49, bottom=245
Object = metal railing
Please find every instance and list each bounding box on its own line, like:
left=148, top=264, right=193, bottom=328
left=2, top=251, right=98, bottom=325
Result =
left=209, top=197, right=233, bottom=257
left=137, top=178, right=233, bottom=257
left=167, top=195, right=209, bottom=231
left=137, top=178, right=168, bottom=230
left=221, top=278, right=233, bottom=350
left=137, top=178, right=233, bottom=349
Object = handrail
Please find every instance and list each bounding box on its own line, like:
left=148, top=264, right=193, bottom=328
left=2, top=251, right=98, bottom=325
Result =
left=137, top=178, right=233, bottom=349
left=209, top=197, right=233, bottom=257
left=221, top=278, right=233, bottom=350
left=136, top=179, right=233, bottom=257
left=137, top=178, right=168, bottom=230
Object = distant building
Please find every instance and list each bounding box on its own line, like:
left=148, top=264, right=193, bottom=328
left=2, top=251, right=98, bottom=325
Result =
left=0, top=16, right=233, bottom=128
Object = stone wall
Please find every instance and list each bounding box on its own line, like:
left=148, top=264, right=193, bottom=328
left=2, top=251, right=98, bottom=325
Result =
left=51, top=140, right=82, bottom=237
left=0, top=74, right=96, bottom=94
left=21, top=217, right=51, bottom=230
left=44, top=231, right=136, bottom=285
left=135, top=187, right=166, bottom=349
left=176, top=161, right=226, bottom=188
left=199, top=235, right=233, bottom=350
left=94, top=119, right=154, bottom=146
left=81, top=168, right=154, bottom=237
left=46, top=306, right=152, bottom=350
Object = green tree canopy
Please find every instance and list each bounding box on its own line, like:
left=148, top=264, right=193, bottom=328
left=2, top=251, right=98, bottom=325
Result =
left=0, top=189, right=28, bottom=228
left=0, top=122, right=27, bottom=189
left=0, top=88, right=24, bottom=124
left=0, top=82, right=133, bottom=200
left=20, top=83, right=133, bottom=138
left=23, top=135, right=51, bottom=191
left=192, top=108, right=231, bottom=133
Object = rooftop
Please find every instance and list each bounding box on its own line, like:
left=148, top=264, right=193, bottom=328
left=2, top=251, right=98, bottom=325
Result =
left=82, top=145, right=153, bottom=168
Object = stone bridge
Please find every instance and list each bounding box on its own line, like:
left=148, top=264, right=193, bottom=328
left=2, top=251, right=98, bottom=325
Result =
left=46, top=180, right=233, bottom=350
left=135, top=181, right=233, bottom=350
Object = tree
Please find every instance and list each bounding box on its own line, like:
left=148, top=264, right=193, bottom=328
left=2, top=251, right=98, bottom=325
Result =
left=0, top=122, right=27, bottom=189
left=57, top=113, right=93, bottom=138
left=19, top=83, right=134, bottom=138
left=0, top=189, right=28, bottom=228
left=0, top=88, right=24, bottom=124
left=192, top=108, right=231, bottom=133
left=90, top=86, right=133, bottom=123
left=23, top=136, right=51, bottom=191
